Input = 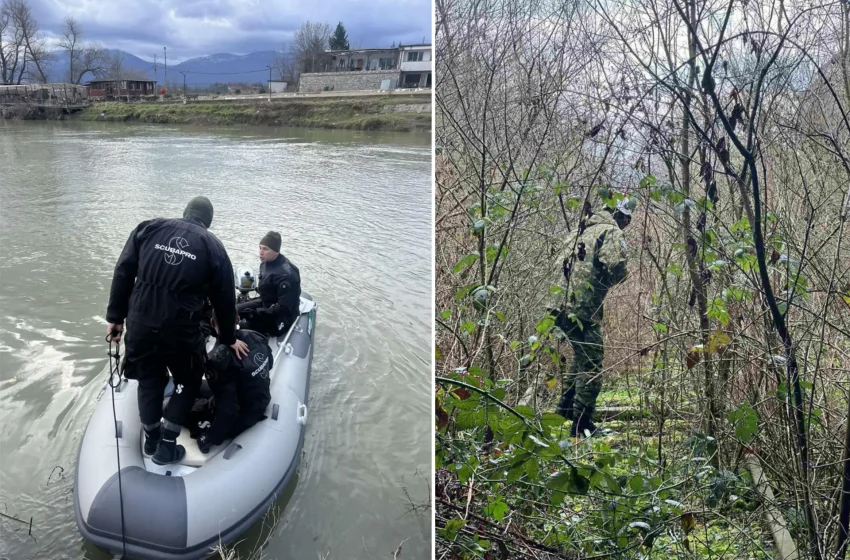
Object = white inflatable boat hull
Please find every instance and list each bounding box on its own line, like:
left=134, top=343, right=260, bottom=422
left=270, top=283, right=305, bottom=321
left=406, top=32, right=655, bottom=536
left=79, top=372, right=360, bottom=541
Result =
left=74, top=294, right=317, bottom=559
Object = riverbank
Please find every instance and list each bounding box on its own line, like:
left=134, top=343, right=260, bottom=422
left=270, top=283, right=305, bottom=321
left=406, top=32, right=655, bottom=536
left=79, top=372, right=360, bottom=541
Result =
left=59, top=94, right=432, bottom=132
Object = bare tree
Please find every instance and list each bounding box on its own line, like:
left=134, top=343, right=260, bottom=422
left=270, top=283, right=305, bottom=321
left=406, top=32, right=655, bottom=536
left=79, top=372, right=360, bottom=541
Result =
left=290, top=21, right=331, bottom=74
left=0, top=0, right=25, bottom=84
left=273, top=43, right=298, bottom=84
left=58, top=16, right=106, bottom=84
left=2, top=0, right=49, bottom=83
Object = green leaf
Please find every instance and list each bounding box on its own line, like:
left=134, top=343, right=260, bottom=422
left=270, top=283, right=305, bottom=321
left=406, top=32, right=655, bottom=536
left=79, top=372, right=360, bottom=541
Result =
left=485, top=496, right=509, bottom=522
left=453, top=253, right=479, bottom=274
left=486, top=244, right=509, bottom=263
left=547, top=468, right=590, bottom=495
left=708, top=329, right=732, bottom=353
left=707, top=298, right=730, bottom=325
left=455, top=409, right=482, bottom=430
left=546, top=471, right=572, bottom=489
left=536, top=314, right=555, bottom=335
left=541, top=413, right=567, bottom=430
left=550, top=490, right=566, bottom=506
left=494, top=311, right=506, bottom=322
left=731, top=216, right=751, bottom=233
left=440, top=517, right=466, bottom=541
left=440, top=309, right=452, bottom=320
left=492, top=387, right=506, bottom=401
left=727, top=403, right=758, bottom=443
left=524, top=458, right=540, bottom=482
left=549, top=285, right=564, bottom=297
left=455, top=284, right=478, bottom=301
left=652, top=322, right=668, bottom=334
left=455, top=463, right=473, bottom=484
left=629, top=474, right=645, bottom=493
left=640, top=174, right=657, bottom=189
left=461, top=321, right=476, bottom=335
left=513, top=406, right=535, bottom=419
left=591, top=471, right=622, bottom=495
left=507, top=463, right=526, bottom=483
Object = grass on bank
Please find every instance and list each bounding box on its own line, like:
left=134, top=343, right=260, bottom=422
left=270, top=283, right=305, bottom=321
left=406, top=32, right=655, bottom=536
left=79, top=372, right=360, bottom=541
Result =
left=74, top=97, right=431, bottom=132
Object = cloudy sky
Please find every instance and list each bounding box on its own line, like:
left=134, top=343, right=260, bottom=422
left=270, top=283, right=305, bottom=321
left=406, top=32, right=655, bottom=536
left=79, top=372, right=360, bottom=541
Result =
left=30, top=0, right=432, bottom=62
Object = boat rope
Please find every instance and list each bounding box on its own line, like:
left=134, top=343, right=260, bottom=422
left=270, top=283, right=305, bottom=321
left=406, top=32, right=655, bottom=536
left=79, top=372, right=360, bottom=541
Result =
left=106, top=331, right=127, bottom=560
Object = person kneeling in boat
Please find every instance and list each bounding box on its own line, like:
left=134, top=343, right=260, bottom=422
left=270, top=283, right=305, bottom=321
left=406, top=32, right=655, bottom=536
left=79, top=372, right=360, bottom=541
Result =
left=237, top=231, right=301, bottom=337
left=196, top=310, right=273, bottom=453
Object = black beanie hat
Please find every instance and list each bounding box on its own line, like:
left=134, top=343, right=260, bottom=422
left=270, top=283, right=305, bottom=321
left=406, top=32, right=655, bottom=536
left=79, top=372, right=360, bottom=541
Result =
left=259, top=231, right=281, bottom=252
left=183, top=196, right=214, bottom=228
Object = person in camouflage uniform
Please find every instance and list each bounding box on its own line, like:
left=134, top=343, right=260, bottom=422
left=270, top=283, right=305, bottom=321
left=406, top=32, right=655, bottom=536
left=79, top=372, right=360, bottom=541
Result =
left=549, top=198, right=632, bottom=436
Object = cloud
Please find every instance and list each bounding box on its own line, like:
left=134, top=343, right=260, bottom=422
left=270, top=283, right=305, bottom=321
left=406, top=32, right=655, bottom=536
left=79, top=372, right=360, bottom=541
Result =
left=28, top=0, right=431, bottom=61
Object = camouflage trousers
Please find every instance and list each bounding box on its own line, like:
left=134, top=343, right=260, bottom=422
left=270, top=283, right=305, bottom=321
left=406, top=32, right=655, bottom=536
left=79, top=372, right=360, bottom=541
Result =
left=553, top=313, right=604, bottom=416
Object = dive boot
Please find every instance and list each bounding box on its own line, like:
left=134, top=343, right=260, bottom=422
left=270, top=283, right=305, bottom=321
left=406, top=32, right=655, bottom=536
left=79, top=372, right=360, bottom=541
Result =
left=143, top=424, right=161, bottom=456
left=151, top=430, right=186, bottom=465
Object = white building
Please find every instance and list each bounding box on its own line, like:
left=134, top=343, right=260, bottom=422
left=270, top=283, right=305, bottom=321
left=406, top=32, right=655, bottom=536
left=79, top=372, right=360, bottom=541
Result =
left=298, top=44, right=433, bottom=93
left=269, top=80, right=288, bottom=93
left=329, top=48, right=399, bottom=72
left=398, top=44, right=432, bottom=88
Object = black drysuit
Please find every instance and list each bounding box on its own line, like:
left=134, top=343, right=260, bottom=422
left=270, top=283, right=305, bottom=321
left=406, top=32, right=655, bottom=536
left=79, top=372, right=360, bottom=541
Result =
left=203, top=329, right=272, bottom=445
left=106, top=216, right=238, bottom=431
left=237, top=253, right=301, bottom=337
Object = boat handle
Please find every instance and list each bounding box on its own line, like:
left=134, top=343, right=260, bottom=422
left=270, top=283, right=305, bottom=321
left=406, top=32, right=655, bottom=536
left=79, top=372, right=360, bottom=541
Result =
left=284, top=343, right=293, bottom=356
left=296, top=404, right=308, bottom=426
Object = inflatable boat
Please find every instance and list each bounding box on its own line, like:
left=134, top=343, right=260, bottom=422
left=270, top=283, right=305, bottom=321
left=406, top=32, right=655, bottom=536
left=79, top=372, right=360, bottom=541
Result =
left=74, top=287, right=317, bottom=560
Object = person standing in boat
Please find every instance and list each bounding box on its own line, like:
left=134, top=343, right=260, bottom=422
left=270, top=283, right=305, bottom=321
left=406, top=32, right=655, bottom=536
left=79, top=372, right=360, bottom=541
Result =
left=105, top=196, right=249, bottom=466
left=237, top=231, right=302, bottom=337
left=193, top=309, right=273, bottom=453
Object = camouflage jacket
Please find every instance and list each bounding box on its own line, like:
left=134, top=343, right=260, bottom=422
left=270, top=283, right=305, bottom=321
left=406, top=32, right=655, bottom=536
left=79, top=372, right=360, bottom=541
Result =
left=552, top=211, right=629, bottom=321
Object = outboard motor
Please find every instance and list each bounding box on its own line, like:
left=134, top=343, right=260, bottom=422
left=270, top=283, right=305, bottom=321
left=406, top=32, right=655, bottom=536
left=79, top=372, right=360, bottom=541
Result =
left=235, top=267, right=257, bottom=304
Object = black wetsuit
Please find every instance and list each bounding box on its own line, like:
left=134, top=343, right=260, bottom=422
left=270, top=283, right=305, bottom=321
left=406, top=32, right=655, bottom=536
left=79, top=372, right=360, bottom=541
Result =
left=237, top=253, right=301, bottom=336
left=202, top=329, right=272, bottom=446
left=106, top=217, right=238, bottom=432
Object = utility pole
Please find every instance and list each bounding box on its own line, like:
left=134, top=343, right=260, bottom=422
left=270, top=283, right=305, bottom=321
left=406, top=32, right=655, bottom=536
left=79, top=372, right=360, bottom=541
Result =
left=180, top=71, right=187, bottom=99
left=154, top=54, right=157, bottom=85
left=164, top=47, right=167, bottom=95
left=266, top=65, right=271, bottom=102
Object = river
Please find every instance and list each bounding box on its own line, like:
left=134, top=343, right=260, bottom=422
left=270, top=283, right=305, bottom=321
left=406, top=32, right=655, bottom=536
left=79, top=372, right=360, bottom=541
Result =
left=0, top=121, right=432, bottom=559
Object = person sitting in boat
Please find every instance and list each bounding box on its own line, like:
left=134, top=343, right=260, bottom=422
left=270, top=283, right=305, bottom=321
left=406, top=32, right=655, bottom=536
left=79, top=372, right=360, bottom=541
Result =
left=106, top=196, right=249, bottom=466
left=237, top=231, right=301, bottom=337
left=196, top=309, right=273, bottom=453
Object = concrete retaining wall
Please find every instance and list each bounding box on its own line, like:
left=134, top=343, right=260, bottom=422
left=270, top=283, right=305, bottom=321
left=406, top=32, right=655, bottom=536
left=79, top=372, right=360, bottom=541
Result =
left=299, top=71, right=400, bottom=93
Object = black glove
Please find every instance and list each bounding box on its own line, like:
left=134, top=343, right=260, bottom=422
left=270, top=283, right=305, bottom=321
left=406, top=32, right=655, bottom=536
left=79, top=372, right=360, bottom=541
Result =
left=197, top=431, right=212, bottom=454
left=256, top=305, right=277, bottom=318
left=240, top=307, right=257, bottom=319
left=189, top=419, right=210, bottom=439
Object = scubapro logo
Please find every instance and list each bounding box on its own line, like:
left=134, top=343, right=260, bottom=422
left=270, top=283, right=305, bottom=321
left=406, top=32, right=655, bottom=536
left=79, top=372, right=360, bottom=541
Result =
left=251, top=353, right=269, bottom=378
left=155, top=237, right=197, bottom=265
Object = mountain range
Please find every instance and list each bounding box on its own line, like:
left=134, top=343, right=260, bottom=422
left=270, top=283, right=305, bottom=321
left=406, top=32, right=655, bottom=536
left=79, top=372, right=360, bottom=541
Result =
left=46, top=50, right=279, bottom=86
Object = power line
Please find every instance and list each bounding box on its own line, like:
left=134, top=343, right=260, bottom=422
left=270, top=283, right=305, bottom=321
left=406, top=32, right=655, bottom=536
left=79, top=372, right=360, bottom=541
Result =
left=173, top=67, right=284, bottom=76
